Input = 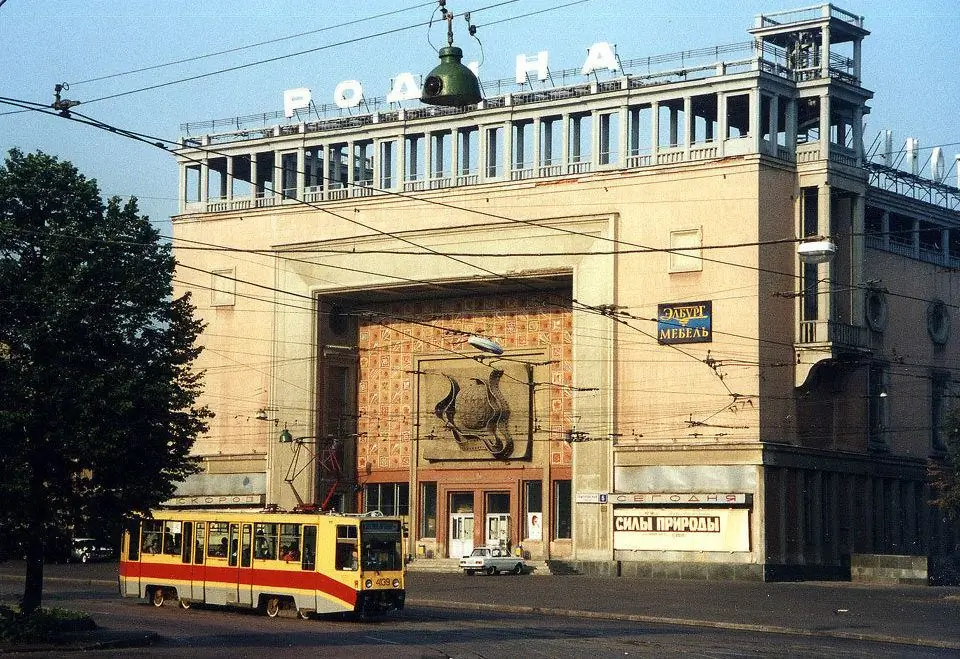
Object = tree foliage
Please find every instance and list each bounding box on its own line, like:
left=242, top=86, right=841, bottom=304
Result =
left=930, top=405, right=960, bottom=520
left=0, top=149, right=210, bottom=613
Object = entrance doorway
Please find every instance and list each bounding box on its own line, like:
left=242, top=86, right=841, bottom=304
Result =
left=449, top=514, right=474, bottom=558
left=449, top=492, right=474, bottom=558
left=485, top=492, right=511, bottom=549
left=485, top=514, right=510, bottom=548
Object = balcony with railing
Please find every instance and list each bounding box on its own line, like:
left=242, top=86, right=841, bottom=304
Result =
left=796, top=318, right=872, bottom=386
left=797, top=320, right=871, bottom=350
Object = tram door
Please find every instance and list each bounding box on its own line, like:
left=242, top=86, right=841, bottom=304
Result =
left=188, top=522, right=205, bottom=602
left=449, top=514, right=474, bottom=558
left=228, top=523, right=254, bottom=606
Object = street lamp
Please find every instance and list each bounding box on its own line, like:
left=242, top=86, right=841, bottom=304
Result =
left=797, top=238, right=836, bottom=264
left=467, top=335, right=504, bottom=355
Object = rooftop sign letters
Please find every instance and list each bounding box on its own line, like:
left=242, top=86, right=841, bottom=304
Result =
left=657, top=300, right=712, bottom=344
left=282, top=42, right=620, bottom=116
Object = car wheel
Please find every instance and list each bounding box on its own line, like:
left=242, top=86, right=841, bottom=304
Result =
left=486, top=565, right=497, bottom=576
left=151, top=589, right=165, bottom=607
left=80, top=553, right=90, bottom=564
left=513, top=563, right=523, bottom=575
left=265, top=597, right=281, bottom=618
left=465, top=570, right=475, bottom=576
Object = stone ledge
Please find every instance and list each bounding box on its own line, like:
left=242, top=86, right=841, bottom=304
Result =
left=851, top=553, right=928, bottom=585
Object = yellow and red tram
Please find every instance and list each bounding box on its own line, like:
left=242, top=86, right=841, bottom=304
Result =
left=119, top=509, right=405, bottom=618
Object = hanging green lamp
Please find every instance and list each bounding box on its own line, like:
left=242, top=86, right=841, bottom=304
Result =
left=421, top=4, right=482, bottom=107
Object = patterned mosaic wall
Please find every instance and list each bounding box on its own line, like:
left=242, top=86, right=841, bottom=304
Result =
left=356, top=292, right=574, bottom=473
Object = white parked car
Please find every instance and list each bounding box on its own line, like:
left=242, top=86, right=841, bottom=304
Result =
left=459, top=546, right=526, bottom=575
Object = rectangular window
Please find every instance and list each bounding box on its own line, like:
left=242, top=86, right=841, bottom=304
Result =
left=599, top=111, right=620, bottom=165
left=430, top=131, right=451, bottom=181
left=485, top=126, right=502, bottom=178
left=335, top=524, right=359, bottom=570
left=280, top=524, right=301, bottom=561
left=420, top=482, right=437, bottom=538
left=211, top=268, right=236, bottom=307
left=364, top=483, right=410, bottom=516
left=458, top=127, right=478, bottom=177
left=524, top=480, right=542, bottom=540
left=280, top=152, right=298, bottom=198
left=253, top=522, right=278, bottom=560
left=353, top=140, right=374, bottom=185
left=304, top=147, right=324, bottom=190
left=379, top=140, right=395, bottom=189
left=669, top=228, right=703, bottom=273
left=405, top=135, right=424, bottom=182
left=328, top=143, right=348, bottom=188
left=207, top=522, right=229, bottom=558
left=301, top=525, right=317, bottom=571
left=194, top=522, right=204, bottom=565
left=568, top=113, right=592, bottom=166
left=162, top=521, right=182, bottom=556
left=554, top=480, right=572, bottom=539
left=539, top=116, right=562, bottom=170
left=142, top=519, right=163, bottom=555
left=932, top=372, right=950, bottom=453
left=868, top=364, right=890, bottom=450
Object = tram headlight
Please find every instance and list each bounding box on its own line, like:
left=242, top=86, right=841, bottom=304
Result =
left=392, top=579, right=400, bottom=588
left=365, top=579, right=373, bottom=589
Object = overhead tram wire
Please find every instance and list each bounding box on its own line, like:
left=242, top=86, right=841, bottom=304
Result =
left=60, top=0, right=524, bottom=107
left=67, top=2, right=439, bottom=87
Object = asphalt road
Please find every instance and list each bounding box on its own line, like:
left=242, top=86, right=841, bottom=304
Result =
left=2, top=561, right=960, bottom=655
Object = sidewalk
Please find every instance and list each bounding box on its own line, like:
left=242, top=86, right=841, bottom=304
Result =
left=404, top=571, right=960, bottom=650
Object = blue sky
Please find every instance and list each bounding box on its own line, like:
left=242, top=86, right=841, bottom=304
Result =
left=2, top=0, right=957, bottom=230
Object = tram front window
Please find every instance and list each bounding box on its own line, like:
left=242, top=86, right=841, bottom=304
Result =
left=360, top=520, right=403, bottom=571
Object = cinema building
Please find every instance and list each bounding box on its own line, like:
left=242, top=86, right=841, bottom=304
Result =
left=171, top=5, right=960, bottom=580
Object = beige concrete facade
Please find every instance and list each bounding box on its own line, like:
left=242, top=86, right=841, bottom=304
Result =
left=170, top=5, right=960, bottom=580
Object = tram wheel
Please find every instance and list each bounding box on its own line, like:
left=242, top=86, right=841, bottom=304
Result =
left=179, top=598, right=191, bottom=610
left=265, top=597, right=281, bottom=618
left=151, top=589, right=165, bottom=607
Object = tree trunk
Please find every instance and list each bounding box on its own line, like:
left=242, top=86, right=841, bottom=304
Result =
left=20, top=533, right=44, bottom=614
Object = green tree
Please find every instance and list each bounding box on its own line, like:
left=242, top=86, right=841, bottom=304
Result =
left=931, top=405, right=960, bottom=520
left=0, top=149, right=210, bottom=614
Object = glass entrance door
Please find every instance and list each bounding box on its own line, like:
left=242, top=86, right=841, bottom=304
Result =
left=485, top=514, right=510, bottom=548
left=449, top=514, right=474, bottom=558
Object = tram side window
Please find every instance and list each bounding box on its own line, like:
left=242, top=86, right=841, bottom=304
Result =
left=280, top=524, right=301, bottom=561
left=163, top=521, right=182, bottom=556
left=254, top=522, right=278, bottom=560
left=194, top=522, right=205, bottom=564
left=335, top=525, right=359, bottom=570
left=125, top=519, right=141, bottom=560
left=302, top=525, right=317, bottom=571
left=142, top=520, right=163, bottom=554
left=207, top=522, right=230, bottom=558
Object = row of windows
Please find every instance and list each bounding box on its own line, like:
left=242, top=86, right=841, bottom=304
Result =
left=364, top=480, right=572, bottom=541
left=136, top=518, right=383, bottom=573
